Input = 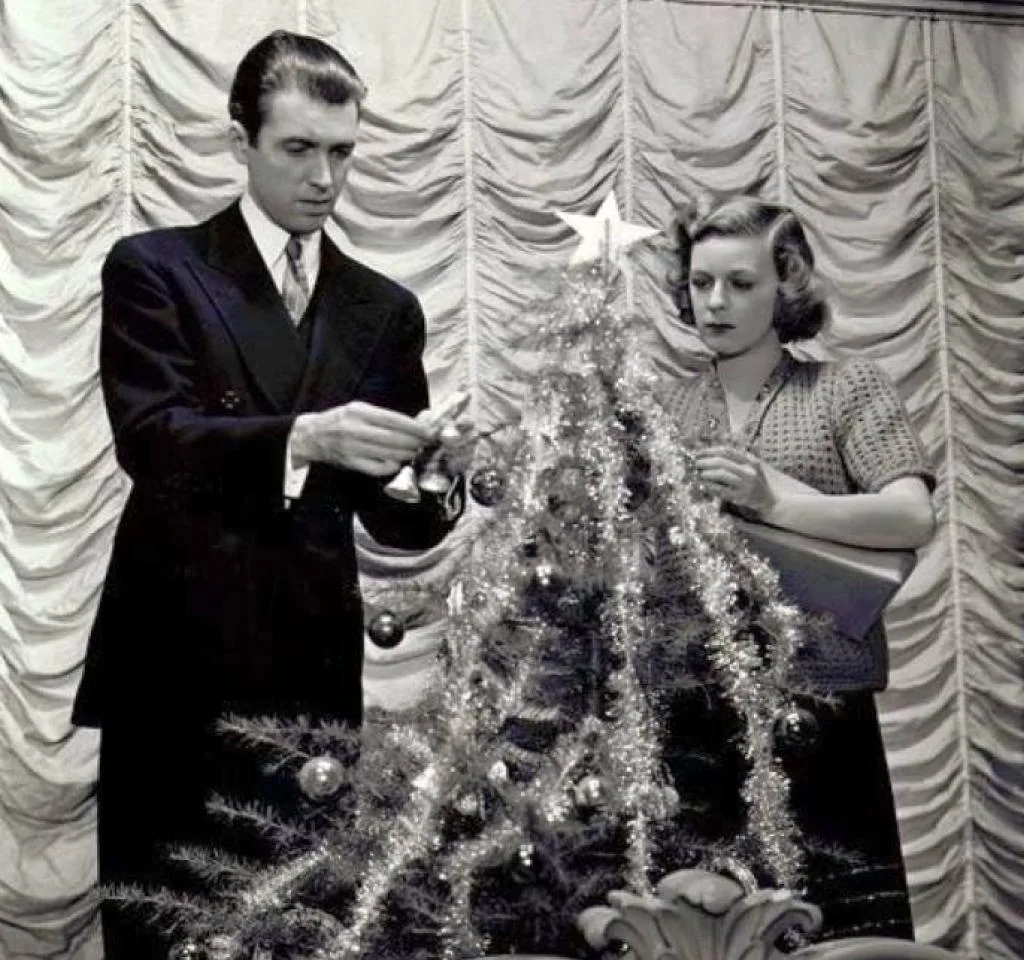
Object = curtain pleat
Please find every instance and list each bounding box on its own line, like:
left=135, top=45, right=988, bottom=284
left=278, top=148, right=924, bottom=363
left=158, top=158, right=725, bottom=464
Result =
left=0, top=2, right=1021, bottom=957
left=309, top=0, right=469, bottom=403
left=777, top=11, right=969, bottom=949
left=629, top=3, right=779, bottom=370
left=0, top=3, right=123, bottom=958
left=930, top=21, right=1024, bottom=959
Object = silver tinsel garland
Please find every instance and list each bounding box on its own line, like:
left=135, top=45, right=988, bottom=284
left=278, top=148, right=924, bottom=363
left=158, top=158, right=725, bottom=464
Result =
left=174, top=264, right=815, bottom=959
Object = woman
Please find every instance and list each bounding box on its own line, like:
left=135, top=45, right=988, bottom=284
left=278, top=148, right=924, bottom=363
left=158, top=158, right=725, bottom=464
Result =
left=667, top=197, right=935, bottom=941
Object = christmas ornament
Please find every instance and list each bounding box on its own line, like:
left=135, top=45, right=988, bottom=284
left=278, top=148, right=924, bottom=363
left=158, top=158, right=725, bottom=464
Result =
left=368, top=610, right=405, bottom=649
left=533, top=563, right=556, bottom=589
left=454, top=792, right=483, bottom=818
left=168, top=942, right=203, bottom=960
left=469, top=467, right=506, bottom=507
left=541, top=790, right=574, bottom=824
left=297, top=755, right=346, bottom=800
left=773, top=706, right=820, bottom=759
left=487, top=759, right=510, bottom=786
left=556, top=191, right=660, bottom=270
left=418, top=454, right=453, bottom=494
left=573, top=775, right=605, bottom=810
left=518, top=842, right=535, bottom=868
left=384, top=464, right=420, bottom=503
left=413, top=764, right=442, bottom=799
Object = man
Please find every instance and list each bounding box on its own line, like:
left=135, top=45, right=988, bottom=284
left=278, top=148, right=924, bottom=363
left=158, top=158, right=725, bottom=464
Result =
left=72, top=31, right=463, bottom=959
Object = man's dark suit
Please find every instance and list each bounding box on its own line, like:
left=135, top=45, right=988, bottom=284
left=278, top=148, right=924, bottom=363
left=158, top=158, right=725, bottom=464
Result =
left=73, top=201, right=460, bottom=957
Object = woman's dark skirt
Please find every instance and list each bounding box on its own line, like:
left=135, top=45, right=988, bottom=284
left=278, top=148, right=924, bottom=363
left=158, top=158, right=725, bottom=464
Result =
left=664, top=687, right=915, bottom=943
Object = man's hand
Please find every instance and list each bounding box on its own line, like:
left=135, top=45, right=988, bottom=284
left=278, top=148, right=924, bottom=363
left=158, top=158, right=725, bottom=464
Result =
left=290, top=401, right=436, bottom=477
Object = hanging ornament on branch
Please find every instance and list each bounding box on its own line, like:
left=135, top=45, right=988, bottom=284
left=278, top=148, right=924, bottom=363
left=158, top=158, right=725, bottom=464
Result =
left=417, top=448, right=456, bottom=495
left=469, top=467, right=507, bottom=507
left=487, top=760, right=510, bottom=788
left=532, top=562, right=558, bottom=590
left=453, top=791, right=485, bottom=820
left=368, top=610, right=405, bottom=649
left=384, top=391, right=472, bottom=502
left=297, top=755, right=346, bottom=800
left=167, top=941, right=203, bottom=960
left=772, top=706, right=821, bottom=761
left=572, top=774, right=605, bottom=812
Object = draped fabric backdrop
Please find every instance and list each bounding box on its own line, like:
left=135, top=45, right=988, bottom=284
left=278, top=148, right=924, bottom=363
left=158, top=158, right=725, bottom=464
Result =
left=1, top=1, right=1021, bottom=958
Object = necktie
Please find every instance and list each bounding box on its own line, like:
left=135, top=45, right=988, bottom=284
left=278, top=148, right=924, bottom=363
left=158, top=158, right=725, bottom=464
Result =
left=282, top=234, right=311, bottom=325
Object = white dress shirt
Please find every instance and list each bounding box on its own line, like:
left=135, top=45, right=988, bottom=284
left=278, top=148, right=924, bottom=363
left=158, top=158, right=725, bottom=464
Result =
left=239, top=191, right=322, bottom=295
left=238, top=191, right=320, bottom=501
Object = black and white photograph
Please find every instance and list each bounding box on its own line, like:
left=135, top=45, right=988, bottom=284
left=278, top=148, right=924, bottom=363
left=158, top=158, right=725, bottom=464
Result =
left=0, top=2, right=1021, bottom=959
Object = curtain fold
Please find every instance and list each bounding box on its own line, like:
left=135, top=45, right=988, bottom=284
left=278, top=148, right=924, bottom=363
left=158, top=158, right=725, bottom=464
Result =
left=0, top=2, right=1020, bottom=957
left=0, top=4, right=122, bottom=959
left=930, top=21, right=1024, bottom=959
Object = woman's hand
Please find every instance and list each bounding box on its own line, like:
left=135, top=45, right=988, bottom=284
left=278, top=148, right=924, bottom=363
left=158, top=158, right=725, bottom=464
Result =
left=694, top=444, right=935, bottom=548
left=692, top=445, right=781, bottom=516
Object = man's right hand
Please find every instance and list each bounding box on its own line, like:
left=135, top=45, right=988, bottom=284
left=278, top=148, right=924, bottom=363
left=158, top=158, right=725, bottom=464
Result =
left=289, top=401, right=436, bottom=477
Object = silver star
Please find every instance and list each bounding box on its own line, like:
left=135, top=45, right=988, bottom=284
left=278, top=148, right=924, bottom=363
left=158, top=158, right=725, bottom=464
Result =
left=557, top=192, right=660, bottom=269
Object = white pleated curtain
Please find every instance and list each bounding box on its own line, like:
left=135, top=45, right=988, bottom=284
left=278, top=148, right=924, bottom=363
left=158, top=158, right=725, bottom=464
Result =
left=0, top=1, right=1021, bottom=958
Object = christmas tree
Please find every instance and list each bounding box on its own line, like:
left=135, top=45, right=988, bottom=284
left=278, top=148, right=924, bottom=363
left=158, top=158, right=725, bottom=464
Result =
left=120, top=199, right=841, bottom=960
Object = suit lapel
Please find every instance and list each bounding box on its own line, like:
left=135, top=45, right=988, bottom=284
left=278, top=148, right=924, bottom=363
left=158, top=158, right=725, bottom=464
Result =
left=196, top=203, right=307, bottom=412
left=296, top=236, right=390, bottom=409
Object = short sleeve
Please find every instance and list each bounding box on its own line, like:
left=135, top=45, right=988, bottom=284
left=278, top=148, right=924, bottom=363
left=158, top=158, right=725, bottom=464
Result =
left=833, top=358, right=935, bottom=494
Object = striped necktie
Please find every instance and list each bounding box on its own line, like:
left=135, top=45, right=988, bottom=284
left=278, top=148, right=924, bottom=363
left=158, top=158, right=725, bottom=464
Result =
left=282, top=234, right=311, bottom=325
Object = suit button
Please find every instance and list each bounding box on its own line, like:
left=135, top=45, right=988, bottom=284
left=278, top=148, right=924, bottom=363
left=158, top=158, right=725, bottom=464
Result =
left=219, top=390, right=242, bottom=413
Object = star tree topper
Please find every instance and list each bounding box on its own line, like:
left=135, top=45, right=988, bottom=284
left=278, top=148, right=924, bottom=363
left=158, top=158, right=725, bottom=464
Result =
left=557, top=191, right=660, bottom=270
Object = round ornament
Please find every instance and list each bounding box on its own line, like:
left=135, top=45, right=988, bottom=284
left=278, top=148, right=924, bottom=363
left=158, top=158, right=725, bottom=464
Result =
left=518, top=842, right=535, bottom=868
left=297, top=755, right=345, bottom=800
left=773, top=706, right=820, bottom=758
left=487, top=759, right=510, bottom=787
left=533, top=563, right=556, bottom=589
left=542, top=790, right=574, bottom=824
left=168, top=942, right=203, bottom=960
left=469, top=468, right=507, bottom=507
left=368, top=610, right=405, bottom=649
left=454, top=792, right=483, bottom=818
left=573, top=775, right=604, bottom=810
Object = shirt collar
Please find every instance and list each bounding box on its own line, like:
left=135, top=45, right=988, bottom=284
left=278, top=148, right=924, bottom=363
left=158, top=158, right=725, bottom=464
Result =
left=238, top=190, right=322, bottom=278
